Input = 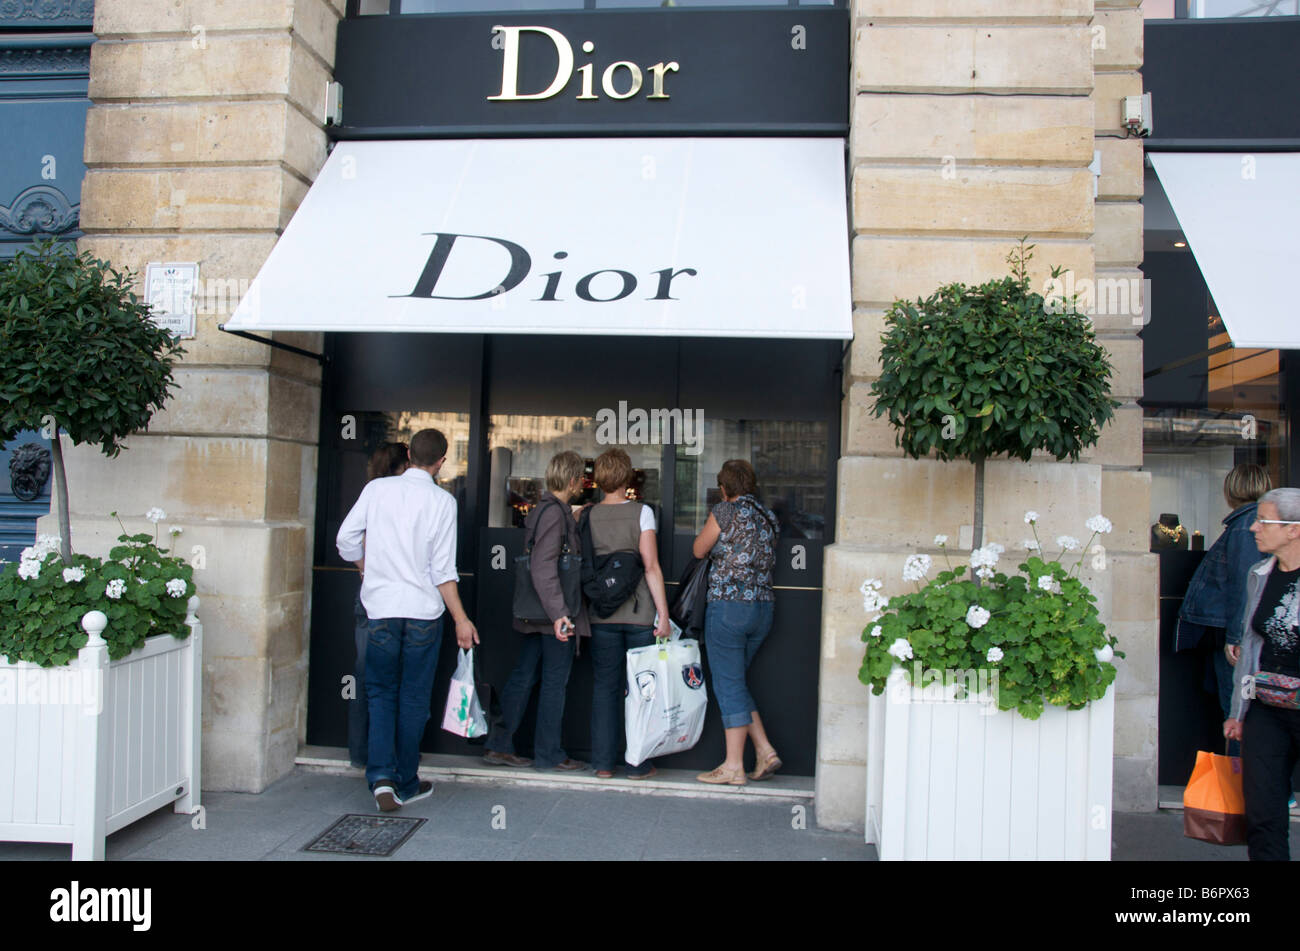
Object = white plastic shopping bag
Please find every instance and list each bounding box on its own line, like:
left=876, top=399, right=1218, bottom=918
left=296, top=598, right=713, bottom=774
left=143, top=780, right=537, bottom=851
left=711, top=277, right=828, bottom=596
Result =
left=442, top=648, right=488, bottom=739
left=624, top=638, right=708, bottom=766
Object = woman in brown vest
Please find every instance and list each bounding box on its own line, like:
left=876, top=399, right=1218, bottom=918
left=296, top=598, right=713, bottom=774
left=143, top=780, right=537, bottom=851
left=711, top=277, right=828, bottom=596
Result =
left=586, top=448, right=672, bottom=779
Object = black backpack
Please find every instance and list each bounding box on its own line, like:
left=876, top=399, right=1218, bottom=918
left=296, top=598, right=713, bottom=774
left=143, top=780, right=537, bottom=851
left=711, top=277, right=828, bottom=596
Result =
left=578, top=505, right=646, bottom=619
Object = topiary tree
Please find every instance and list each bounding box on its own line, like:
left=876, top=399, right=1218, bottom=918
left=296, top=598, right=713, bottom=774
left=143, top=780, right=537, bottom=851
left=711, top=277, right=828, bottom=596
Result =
left=0, top=240, right=184, bottom=565
left=870, top=241, right=1119, bottom=563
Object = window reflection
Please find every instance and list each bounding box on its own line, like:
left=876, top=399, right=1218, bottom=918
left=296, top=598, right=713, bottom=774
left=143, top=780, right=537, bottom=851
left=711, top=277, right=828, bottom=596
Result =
left=487, top=414, right=662, bottom=527
left=674, top=418, right=828, bottom=538
left=1143, top=305, right=1288, bottom=549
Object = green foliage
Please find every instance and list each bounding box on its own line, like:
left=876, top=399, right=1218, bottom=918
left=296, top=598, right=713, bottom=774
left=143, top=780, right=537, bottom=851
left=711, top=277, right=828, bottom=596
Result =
left=869, top=242, right=1120, bottom=464
left=0, top=531, right=193, bottom=668
left=858, top=540, right=1122, bottom=720
left=0, top=239, right=184, bottom=455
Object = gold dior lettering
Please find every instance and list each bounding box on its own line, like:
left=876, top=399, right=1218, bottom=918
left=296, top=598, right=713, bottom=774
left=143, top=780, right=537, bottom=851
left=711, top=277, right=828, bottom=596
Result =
left=488, top=25, right=679, bottom=102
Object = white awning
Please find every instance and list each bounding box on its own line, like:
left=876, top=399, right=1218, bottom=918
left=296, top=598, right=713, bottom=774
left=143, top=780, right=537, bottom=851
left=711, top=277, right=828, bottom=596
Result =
left=225, top=138, right=851, bottom=339
left=1149, top=152, right=1300, bottom=350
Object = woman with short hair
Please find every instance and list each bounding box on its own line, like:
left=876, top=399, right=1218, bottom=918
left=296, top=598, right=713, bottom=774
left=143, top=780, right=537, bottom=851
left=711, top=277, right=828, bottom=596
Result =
left=484, top=450, right=589, bottom=771
left=586, top=448, right=671, bottom=779
left=1224, top=487, right=1300, bottom=860
left=692, top=459, right=781, bottom=786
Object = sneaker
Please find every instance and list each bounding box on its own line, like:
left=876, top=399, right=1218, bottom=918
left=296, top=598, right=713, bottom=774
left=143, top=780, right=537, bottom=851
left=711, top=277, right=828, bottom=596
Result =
left=395, top=780, right=434, bottom=806
left=372, top=783, right=399, bottom=813
left=1290, top=796, right=1297, bottom=810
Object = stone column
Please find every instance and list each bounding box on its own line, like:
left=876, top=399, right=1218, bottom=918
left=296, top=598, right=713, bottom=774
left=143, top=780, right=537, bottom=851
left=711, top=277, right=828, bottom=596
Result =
left=47, top=0, right=342, bottom=792
left=1091, top=0, right=1155, bottom=813
left=819, top=0, right=1153, bottom=831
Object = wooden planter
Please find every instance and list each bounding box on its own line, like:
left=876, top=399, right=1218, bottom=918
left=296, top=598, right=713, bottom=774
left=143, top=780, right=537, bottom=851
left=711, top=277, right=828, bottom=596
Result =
left=865, top=672, right=1113, bottom=860
left=0, top=597, right=202, bottom=860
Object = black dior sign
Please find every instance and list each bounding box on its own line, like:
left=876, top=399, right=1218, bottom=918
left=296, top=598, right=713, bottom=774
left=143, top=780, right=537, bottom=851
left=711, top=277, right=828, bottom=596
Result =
left=332, top=9, right=849, bottom=138
left=404, top=233, right=698, bottom=304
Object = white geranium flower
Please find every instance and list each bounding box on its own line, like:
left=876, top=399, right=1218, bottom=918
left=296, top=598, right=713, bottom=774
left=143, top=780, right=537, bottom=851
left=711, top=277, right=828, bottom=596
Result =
left=169, top=525, right=184, bottom=536
left=1095, top=644, right=1114, bottom=663
left=965, top=605, right=991, bottom=629
left=1056, top=535, right=1081, bottom=552
left=860, top=578, right=889, bottom=615
left=62, top=566, right=85, bottom=583
left=902, top=554, right=932, bottom=583
left=1037, top=575, right=1061, bottom=594
left=933, top=534, right=948, bottom=546
left=1024, top=511, right=1040, bottom=525
left=887, top=637, right=913, bottom=661
left=145, top=507, right=166, bottom=524
left=1085, top=515, right=1113, bottom=535
left=165, top=578, right=187, bottom=599
left=975, top=565, right=994, bottom=580
left=869, top=624, right=883, bottom=639
left=1022, top=538, right=1041, bottom=551
left=17, top=560, right=40, bottom=581
left=986, top=646, right=1004, bottom=663
left=105, top=579, right=126, bottom=600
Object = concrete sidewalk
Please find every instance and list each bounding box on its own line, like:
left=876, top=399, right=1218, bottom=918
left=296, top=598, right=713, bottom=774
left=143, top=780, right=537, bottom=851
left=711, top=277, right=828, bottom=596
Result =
left=0, top=758, right=1281, bottom=861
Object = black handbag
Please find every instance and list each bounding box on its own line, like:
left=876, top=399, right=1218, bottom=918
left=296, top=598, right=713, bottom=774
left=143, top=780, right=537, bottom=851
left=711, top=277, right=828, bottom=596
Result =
left=578, top=506, right=645, bottom=619
left=512, top=499, right=581, bottom=625
left=670, top=556, right=710, bottom=638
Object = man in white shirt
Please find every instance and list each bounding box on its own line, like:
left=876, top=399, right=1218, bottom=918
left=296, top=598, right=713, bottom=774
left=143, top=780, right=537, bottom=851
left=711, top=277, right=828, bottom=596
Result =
left=336, top=428, right=479, bottom=811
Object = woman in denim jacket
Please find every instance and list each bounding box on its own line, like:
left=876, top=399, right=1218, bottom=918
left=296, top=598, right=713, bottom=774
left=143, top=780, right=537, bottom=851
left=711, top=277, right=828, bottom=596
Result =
left=1176, top=464, right=1269, bottom=723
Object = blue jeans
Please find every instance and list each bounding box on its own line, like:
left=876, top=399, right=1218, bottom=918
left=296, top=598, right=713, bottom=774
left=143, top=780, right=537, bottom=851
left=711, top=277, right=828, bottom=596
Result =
left=348, top=597, right=369, bottom=768
left=1210, top=630, right=1242, bottom=757
left=590, top=623, right=656, bottom=775
left=364, top=616, right=443, bottom=800
left=705, top=600, right=775, bottom=728
left=486, top=632, right=576, bottom=768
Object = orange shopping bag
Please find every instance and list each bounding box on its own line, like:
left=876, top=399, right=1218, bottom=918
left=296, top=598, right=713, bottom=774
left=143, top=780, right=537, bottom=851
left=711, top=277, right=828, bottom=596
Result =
left=1183, top=749, right=1246, bottom=846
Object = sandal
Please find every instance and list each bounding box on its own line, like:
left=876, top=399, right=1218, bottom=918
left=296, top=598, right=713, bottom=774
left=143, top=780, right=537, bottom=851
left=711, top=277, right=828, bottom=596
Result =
left=749, top=749, right=782, bottom=782
left=696, top=764, right=747, bottom=786
left=595, top=770, right=614, bottom=779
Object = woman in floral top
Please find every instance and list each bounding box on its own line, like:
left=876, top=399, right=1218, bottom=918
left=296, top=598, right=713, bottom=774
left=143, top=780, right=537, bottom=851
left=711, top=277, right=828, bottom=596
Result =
left=691, top=459, right=781, bottom=785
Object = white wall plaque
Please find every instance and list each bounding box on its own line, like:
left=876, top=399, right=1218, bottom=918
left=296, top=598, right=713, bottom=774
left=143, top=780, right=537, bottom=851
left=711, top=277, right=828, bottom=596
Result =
left=144, top=262, right=199, bottom=339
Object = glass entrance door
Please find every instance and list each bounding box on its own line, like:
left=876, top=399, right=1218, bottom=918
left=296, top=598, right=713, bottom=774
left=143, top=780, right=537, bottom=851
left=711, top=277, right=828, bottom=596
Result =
left=307, top=332, right=841, bottom=776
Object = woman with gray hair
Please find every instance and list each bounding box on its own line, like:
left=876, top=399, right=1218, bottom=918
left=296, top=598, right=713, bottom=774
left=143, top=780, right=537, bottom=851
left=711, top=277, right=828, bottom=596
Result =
left=1224, top=487, right=1300, bottom=860
left=484, top=450, right=589, bottom=771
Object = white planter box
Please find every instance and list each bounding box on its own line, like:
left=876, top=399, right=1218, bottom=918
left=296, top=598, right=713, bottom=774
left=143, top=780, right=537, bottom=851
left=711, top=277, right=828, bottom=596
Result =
left=0, top=598, right=202, bottom=860
left=865, top=676, right=1113, bottom=860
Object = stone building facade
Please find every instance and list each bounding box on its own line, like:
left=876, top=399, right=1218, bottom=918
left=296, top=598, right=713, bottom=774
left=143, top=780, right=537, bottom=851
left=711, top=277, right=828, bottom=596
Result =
left=46, top=0, right=1150, bottom=829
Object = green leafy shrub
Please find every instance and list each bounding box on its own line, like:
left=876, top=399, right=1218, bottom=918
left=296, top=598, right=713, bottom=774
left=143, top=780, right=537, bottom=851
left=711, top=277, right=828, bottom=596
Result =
left=869, top=241, right=1119, bottom=550
left=858, top=517, right=1123, bottom=720
left=0, top=240, right=184, bottom=564
left=0, top=517, right=193, bottom=667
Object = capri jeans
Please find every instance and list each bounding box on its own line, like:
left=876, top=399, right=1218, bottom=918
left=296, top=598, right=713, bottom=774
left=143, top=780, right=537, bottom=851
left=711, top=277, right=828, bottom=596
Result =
left=704, top=599, right=775, bottom=729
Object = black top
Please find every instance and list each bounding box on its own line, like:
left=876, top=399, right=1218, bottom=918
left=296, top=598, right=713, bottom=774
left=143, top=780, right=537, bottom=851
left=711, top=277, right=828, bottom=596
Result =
left=1254, top=564, right=1300, bottom=677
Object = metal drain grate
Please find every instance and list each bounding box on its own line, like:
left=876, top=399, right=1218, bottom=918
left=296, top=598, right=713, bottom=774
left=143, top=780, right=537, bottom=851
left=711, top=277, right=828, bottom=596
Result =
left=304, top=814, right=427, bottom=857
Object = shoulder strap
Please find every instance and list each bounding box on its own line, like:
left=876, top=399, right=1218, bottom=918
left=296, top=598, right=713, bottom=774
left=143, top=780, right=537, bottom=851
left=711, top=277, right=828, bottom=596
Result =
left=578, top=505, right=597, bottom=581
left=525, top=497, right=565, bottom=554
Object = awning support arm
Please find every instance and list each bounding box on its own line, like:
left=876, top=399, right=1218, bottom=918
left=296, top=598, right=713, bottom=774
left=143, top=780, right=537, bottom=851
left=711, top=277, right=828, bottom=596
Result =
left=217, top=324, right=328, bottom=365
